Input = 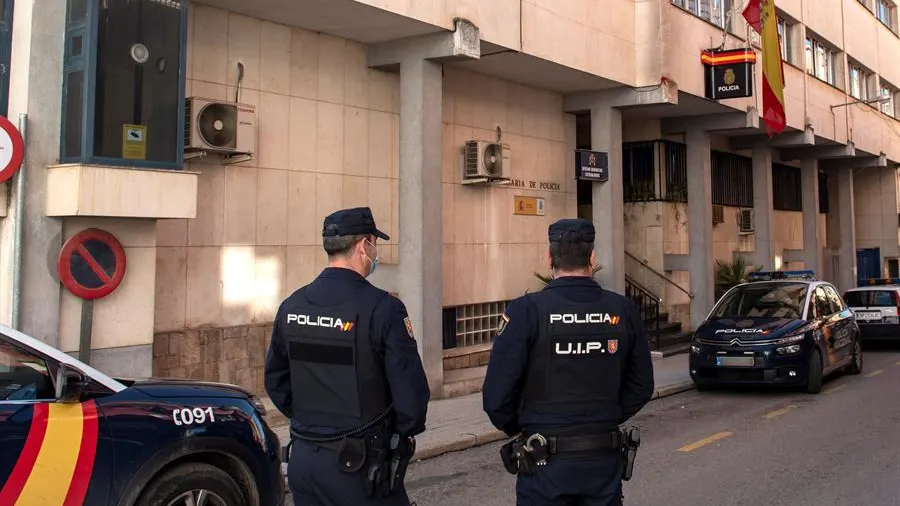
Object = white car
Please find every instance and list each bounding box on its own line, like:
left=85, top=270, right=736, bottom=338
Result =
left=842, top=280, right=900, bottom=341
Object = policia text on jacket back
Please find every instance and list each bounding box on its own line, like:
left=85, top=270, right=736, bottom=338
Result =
left=264, top=206, right=430, bottom=506
left=482, top=218, right=655, bottom=506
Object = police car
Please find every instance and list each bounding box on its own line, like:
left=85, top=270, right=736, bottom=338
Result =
left=689, top=270, right=863, bottom=394
left=843, top=278, right=900, bottom=341
left=0, top=324, right=284, bottom=506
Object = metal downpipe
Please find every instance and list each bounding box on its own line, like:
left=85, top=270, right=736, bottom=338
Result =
left=10, top=112, right=26, bottom=329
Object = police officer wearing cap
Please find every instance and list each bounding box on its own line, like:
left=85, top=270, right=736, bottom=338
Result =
left=482, top=218, right=655, bottom=505
left=264, top=206, right=430, bottom=506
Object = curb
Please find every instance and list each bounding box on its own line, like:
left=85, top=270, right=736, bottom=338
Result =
left=409, top=380, right=697, bottom=462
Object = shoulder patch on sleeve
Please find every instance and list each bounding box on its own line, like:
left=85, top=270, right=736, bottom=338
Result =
left=497, top=313, right=510, bottom=335
left=403, top=316, right=415, bottom=339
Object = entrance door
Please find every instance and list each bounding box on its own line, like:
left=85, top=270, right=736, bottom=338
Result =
left=856, top=248, right=881, bottom=284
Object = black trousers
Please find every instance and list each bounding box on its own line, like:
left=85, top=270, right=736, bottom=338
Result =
left=287, top=440, right=411, bottom=506
left=515, top=451, right=624, bottom=506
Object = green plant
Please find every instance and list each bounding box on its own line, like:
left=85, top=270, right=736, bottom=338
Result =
left=714, top=255, right=762, bottom=300
left=534, top=265, right=603, bottom=286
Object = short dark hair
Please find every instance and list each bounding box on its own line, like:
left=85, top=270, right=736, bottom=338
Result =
left=323, top=234, right=368, bottom=257
left=549, top=240, right=593, bottom=271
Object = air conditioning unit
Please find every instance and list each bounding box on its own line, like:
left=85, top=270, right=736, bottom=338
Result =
left=738, top=208, right=755, bottom=235
left=184, top=97, right=256, bottom=156
left=712, top=204, right=724, bottom=225
left=462, top=140, right=510, bottom=184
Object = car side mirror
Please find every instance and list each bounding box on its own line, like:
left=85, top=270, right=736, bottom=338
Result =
left=55, top=363, right=89, bottom=403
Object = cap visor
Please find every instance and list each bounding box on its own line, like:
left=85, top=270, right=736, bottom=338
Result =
left=374, top=229, right=390, bottom=241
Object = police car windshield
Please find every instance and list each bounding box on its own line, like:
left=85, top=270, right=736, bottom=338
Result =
left=710, top=282, right=808, bottom=319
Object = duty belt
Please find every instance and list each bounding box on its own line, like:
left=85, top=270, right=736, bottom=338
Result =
left=525, top=430, right=622, bottom=456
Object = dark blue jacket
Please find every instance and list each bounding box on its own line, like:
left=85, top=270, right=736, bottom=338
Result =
left=482, top=276, right=655, bottom=435
left=264, top=267, right=430, bottom=437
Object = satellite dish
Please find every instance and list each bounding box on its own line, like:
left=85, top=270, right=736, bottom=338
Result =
left=197, top=103, right=237, bottom=148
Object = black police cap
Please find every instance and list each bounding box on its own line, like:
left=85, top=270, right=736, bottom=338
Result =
left=548, top=218, right=595, bottom=243
left=322, top=207, right=390, bottom=241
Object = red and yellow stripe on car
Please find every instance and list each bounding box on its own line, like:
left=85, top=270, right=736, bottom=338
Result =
left=0, top=400, right=99, bottom=506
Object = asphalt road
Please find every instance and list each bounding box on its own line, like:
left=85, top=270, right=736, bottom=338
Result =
left=396, top=347, right=900, bottom=506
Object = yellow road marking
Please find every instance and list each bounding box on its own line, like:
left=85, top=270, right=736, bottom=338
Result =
left=677, top=431, right=733, bottom=453
left=763, top=405, right=798, bottom=419
left=865, top=369, right=883, bottom=378
left=823, top=384, right=846, bottom=394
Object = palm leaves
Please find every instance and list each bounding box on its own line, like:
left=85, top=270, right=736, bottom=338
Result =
left=715, top=255, right=762, bottom=300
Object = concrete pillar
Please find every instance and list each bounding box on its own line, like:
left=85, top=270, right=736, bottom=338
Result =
left=0, top=1, right=66, bottom=344
left=800, top=159, right=822, bottom=275
left=368, top=20, right=479, bottom=396
left=750, top=144, right=775, bottom=269
left=590, top=104, right=625, bottom=295
left=397, top=56, right=444, bottom=395
left=686, top=128, right=714, bottom=330
left=835, top=168, right=857, bottom=292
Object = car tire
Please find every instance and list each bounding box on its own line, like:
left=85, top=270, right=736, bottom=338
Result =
left=806, top=348, right=823, bottom=395
left=135, top=462, right=245, bottom=506
left=845, top=337, right=863, bottom=375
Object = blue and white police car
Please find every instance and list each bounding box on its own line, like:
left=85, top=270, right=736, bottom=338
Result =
left=0, top=324, right=284, bottom=506
left=689, top=270, right=863, bottom=394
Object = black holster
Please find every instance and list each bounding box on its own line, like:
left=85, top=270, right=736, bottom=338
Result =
left=499, top=436, right=535, bottom=475
left=620, top=426, right=641, bottom=482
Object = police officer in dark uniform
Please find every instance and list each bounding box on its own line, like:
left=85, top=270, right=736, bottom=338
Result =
left=264, top=206, right=430, bottom=506
left=482, top=218, right=655, bottom=506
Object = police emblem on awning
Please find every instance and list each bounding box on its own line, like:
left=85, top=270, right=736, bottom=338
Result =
left=608, top=339, right=618, bottom=354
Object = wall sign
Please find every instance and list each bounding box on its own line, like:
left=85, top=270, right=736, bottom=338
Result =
left=506, top=178, right=562, bottom=191
left=514, top=196, right=545, bottom=216
left=574, top=149, right=608, bottom=182
left=122, top=124, right=147, bottom=160
left=701, top=48, right=756, bottom=100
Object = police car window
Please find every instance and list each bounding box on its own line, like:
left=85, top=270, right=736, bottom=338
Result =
left=0, top=340, right=55, bottom=401
left=710, top=282, right=807, bottom=319
left=814, top=288, right=833, bottom=317
left=872, top=290, right=896, bottom=307
left=823, top=286, right=846, bottom=311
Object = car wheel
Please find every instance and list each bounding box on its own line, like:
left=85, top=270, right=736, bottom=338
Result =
left=806, top=348, right=823, bottom=394
left=136, top=463, right=245, bottom=506
left=845, top=337, right=863, bottom=375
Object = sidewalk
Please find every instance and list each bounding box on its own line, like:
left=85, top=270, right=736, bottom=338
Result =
left=266, top=353, right=692, bottom=462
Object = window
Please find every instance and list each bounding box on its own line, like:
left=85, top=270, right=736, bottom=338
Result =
left=777, top=17, right=792, bottom=63
left=805, top=35, right=837, bottom=86
left=671, top=0, right=733, bottom=28
left=0, top=340, right=55, bottom=401
left=772, top=163, right=802, bottom=211
left=823, top=286, right=846, bottom=312
left=711, top=151, right=753, bottom=207
left=61, top=0, right=188, bottom=169
left=843, top=289, right=897, bottom=307
left=877, top=0, right=894, bottom=27
left=880, top=83, right=896, bottom=117
left=0, top=0, right=12, bottom=117
left=818, top=171, right=829, bottom=213
left=848, top=62, right=871, bottom=100
left=710, top=282, right=808, bottom=319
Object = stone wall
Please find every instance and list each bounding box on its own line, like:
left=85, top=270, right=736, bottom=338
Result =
left=152, top=323, right=272, bottom=393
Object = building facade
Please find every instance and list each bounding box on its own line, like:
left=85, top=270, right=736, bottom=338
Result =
left=1, top=0, right=899, bottom=398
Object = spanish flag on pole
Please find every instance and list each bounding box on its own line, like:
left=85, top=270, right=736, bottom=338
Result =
left=743, top=0, right=786, bottom=135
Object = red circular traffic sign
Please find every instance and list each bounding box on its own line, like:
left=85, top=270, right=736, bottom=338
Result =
left=0, top=114, right=24, bottom=185
left=57, top=228, right=127, bottom=300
